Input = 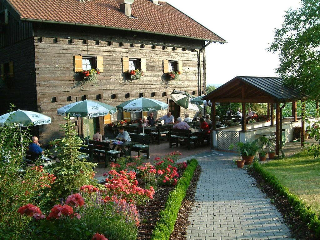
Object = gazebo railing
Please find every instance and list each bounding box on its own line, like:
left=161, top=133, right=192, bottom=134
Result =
left=216, top=130, right=240, bottom=151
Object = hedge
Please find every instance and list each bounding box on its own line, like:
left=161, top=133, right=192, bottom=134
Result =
left=252, top=162, right=320, bottom=238
left=151, top=159, right=198, bottom=240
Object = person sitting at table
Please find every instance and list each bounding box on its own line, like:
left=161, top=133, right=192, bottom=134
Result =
left=93, top=131, right=102, bottom=142
left=184, top=114, right=192, bottom=123
left=147, top=112, right=156, bottom=126
left=173, top=117, right=190, bottom=130
left=200, top=118, right=210, bottom=134
left=116, top=126, right=131, bottom=142
left=158, top=111, right=174, bottom=124
left=28, top=136, right=44, bottom=160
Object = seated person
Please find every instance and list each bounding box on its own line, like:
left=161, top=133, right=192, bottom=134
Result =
left=184, top=114, right=192, bottom=123
left=116, top=126, right=131, bottom=142
left=200, top=118, right=210, bottom=134
left=93, top=131, right=102, bottom=142
left=28, top=136, right=44, bottom=160
left=114, top=126, right=131, bottom=153
left=158, top=111, right=174, bottom=124
left=173, top=117, right=190, bottom=130
left=147, top=112, right=156, bottom=126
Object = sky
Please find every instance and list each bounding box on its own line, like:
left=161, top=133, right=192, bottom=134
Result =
left=164, top=0, right=302, bottom=87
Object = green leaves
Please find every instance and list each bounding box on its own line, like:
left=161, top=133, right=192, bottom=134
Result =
left=269, top=0, right=320, bottom=100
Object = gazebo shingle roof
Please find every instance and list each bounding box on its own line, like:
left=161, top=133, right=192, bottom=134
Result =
left=6, top=0, right=226, bottom=42
left=205, top=76, right=305, bottom=103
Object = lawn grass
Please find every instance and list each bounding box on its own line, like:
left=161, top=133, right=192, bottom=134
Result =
left=260, top=150, right=320, bottom=215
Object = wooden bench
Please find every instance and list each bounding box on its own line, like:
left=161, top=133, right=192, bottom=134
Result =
left=130, top=134, right=150, bottom=159
left=168, top=129, right=198, bottom=149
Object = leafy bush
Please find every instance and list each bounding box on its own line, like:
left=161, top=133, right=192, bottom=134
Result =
left=47, top=117, right=97, bottom=201
left=252, top=162, right=320, bottom=238
left=151, top=159, right=198, bottom=240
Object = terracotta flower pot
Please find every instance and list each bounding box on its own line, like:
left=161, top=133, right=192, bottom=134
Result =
left=268, top=152, right=276, bottom=159
left=259, top=153, right=267, bottom=161
left=236, top=160, right=245, bottom=168
left=242, top=155, right=254, bottom=165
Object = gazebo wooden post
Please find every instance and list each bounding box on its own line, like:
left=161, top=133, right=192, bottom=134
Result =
left=301, top=101, right=305, bottom=147
left=292, top=101, right=297, bottom=121
left=211, top=102, right=216, bottom=131
left=242, top=102, right=246, bottom=132
left=270, top=103, right=274, bottom=126
left=276, top=102, right=280, bottom=156
left=267, top=103, right=270, bottom=120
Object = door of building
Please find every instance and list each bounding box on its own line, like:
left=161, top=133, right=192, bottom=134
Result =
left=169, top=100, right=180, bottom=121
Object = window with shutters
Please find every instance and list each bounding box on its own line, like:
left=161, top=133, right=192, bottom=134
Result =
left=74, top=55, right=104, bottom=73
left=122, top=57, right=146, bottom=81
left=74, top=55, right=103, bottom=86
left=163, top=59, right=182, bottom=80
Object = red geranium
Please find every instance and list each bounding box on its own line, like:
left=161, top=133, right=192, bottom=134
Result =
left=92, top=233, right=108, bottom=240
left=65, top=193, right=85, bottom=207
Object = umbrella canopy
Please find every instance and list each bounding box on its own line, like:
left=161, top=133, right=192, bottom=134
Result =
left=191, top=95, right=204, bottom=104
left=117, top=97, right=168, bottom=112
left=171, top=90, right=199, bottom=110
left=0, top=109, right=51, bottom=126
left=57, top=100, right=116, bottom=118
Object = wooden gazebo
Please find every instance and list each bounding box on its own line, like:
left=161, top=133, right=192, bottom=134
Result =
left=204, top=76, right=307, bottom=155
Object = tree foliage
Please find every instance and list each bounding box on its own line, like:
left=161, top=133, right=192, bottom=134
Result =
left=269, top=0, right=320, bottom=100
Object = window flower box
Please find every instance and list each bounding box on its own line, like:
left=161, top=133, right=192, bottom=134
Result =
left=81, top=68, right=100, bottom=84
left=167, top=71, right=180, bottom=80
left=128, top=69, right=143, bottom=80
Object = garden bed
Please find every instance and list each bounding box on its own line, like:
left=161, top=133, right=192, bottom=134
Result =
left=137, top=164, right=201, bottom=239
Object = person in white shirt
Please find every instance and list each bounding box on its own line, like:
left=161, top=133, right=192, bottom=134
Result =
left=158, top=111, right=174, bottom=124
left=173, top=117, right=190, bottom=130
left=184, top=114, right=192, bottom=123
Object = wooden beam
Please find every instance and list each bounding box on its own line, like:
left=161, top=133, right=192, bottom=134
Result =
left=210, top=97, right=275, bottom=103
left=212, top=102, right=216, bottom=130
left=242, top=102, right=246, bottom=132
left=271, top=104, right=274, bottom=126
left=276, top=103, right=280, bottom=155
left=267, top=103, right=270, bottom=119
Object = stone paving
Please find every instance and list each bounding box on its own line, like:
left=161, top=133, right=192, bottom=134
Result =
left=179, top=151, right=295, bottom=240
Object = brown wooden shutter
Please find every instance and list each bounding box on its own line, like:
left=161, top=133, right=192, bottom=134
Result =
left=141, top=58, right=146, bottom=72
left=122, top=57, right=129, bottom=72
left=123, top=112, right=131, bottom=121
left=9, top=61, right=14, bottom=77
left=178, top=60, right=183, bottom=73
left=74, top=55, right=83, bottom=72
left=97, top=56, right=104, bottom=72
left=163, top=59, right=169, bottom=73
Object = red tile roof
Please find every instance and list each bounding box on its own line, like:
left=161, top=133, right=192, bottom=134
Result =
left=6, top=0, right=225, bottom=42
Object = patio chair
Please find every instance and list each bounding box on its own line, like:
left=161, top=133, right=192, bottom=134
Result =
left=130, top=134, right=150, bottom=159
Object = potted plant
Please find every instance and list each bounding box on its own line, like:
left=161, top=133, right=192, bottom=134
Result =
left=230, top=140, right=259, bottom=165
left=266, top=136, right=276, bottom=159
left=235, top=158, right=245, bottom=168
left=257, top=136, right=268, bottom=161
left=167, top=71, right=181, bottom=80
left=128, top=69, right=143, bottom=80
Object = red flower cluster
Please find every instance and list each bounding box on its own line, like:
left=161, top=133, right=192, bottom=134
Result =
left=65, top=193, right=85, bottom=207
left=129, top=70, right=136, bottom=75
left=47, top=204, right=74, bottom=220
left=80, top=185, right=99, bottom=194
left=17, top=204, right=45, bottom=220
left=155, top=157, right=180, bottom=186
left=92, top=233, right=108, bottom=240
left=104, top=170, right=155, bottom=203
left=177, top=162, right=188, bottom=170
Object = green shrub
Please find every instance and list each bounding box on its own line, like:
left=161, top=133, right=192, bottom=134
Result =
left=151, top=159, right=198, bottom=240
left=252, top=162, right=320, bottom=238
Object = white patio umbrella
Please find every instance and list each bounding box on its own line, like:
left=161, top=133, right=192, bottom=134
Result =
left=117, top=97, right=168, bottom=112
left=171, top=90, right=199, bottom=111
left=57, top=99, right=116, bottom=117
left=0, top=109, right=52, bottom=155
left=57, top=100, right=117, bottom=139
left=117, top=97, right=168, bottom=134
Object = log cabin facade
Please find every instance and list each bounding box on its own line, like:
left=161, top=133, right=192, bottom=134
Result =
left=0, top=0, right=225, bottom=142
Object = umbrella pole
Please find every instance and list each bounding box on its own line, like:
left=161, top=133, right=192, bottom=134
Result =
left=20, top=126, right=24, bottom=157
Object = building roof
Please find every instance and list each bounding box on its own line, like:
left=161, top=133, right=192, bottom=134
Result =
left=5, top=0, right=226, bottom=42
left=204, top=76, right=305, bottom=103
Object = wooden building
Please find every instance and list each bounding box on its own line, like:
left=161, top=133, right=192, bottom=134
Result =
left=0, top=0, right=225, bottom=142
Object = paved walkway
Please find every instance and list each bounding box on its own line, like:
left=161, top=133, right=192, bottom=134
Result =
left=179, top=151, right=294, bottom=240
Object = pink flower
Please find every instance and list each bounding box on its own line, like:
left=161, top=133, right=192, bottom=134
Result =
left=66, top=193, right=85, bottom=207
left=17, top=204, right=43, bottom=218
left=47, top=204, right=74, bottom=220
left=92, top=233, right=108, bottom=240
